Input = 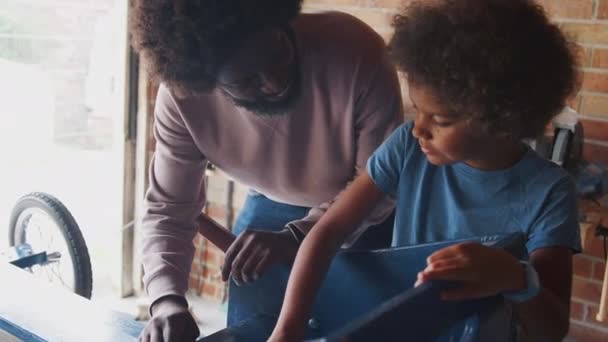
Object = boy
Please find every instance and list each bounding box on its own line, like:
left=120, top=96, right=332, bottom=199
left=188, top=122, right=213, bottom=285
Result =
left=269, top=0, right=580, bottom=340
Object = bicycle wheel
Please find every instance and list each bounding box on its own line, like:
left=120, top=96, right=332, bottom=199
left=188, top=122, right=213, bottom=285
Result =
left=8, top=192, right=93, bottom=299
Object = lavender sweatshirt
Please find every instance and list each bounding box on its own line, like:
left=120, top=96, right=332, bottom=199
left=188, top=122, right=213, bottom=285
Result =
left=141, top=12, right=404, bottom=303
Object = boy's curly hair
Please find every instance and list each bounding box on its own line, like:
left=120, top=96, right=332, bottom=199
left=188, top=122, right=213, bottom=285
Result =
left=129, top=0, right=303, bottom=97
left=389, top=0, right=579, bottom=140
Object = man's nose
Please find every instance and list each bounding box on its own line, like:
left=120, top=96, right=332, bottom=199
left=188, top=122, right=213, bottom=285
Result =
left=259, top=70, right=287, bottom=95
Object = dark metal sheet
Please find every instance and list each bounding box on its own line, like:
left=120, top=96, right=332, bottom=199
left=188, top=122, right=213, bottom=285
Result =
left=203, top=233, right=525, bottom=341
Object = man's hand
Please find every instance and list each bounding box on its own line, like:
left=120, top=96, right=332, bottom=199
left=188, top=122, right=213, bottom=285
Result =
left=415, top=242, right=525, bottom=300
left=222, top=229, right=299, bottom=285
left=139, top=296, right=199, bottom=342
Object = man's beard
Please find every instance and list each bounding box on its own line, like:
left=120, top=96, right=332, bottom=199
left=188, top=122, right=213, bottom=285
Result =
left=226, top=61, right=301, bottom=117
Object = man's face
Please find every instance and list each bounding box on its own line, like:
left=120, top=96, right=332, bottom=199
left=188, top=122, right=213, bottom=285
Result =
left=408, top=81, right=492, bottom=168
left=216, top=26, right=300, bottom=116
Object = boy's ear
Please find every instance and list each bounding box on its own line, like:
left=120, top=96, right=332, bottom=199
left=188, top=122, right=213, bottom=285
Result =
left=495, top=130, right=512, bottom=139
left=474, top=120, right=512, bottom=140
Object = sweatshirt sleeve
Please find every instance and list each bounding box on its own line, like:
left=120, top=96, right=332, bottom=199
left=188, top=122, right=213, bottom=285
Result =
left=140, top=84, right=207, bottom=303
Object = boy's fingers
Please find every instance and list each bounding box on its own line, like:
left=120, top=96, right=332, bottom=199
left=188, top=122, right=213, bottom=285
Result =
left=426, top=245, right=462, bottom=264
left=426, top=256, right=463, bottom=271
left=420, top=266, right=473, bottom=282
left=427, top=242, right=479, bottom=264
left=414, top=272, right=424, bottom=287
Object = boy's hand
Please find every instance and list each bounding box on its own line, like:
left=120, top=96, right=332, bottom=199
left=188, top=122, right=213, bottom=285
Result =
left=415, top=242, right=526, bottom=300
left=222, top=229, right=299, bottom=285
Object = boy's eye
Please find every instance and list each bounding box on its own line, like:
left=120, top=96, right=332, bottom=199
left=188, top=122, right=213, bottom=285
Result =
left=433, top=117, right=454, bottom=127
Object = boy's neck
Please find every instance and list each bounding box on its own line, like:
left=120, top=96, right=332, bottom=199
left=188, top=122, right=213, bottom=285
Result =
left=464, top=139, right=527, bottom=171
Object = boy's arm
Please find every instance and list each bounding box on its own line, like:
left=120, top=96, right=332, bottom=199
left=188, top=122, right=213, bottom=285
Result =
left=419, top=244, right=573, bottom=340
left=514, top=246, right=572, bottom=340
left=269, top=172, right=386, bottom=341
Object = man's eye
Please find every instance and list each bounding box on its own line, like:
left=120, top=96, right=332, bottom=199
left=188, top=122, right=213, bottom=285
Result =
left=229, top=76, right=258, bottom=88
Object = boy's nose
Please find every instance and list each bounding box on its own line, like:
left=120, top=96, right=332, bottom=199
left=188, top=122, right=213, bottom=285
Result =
left=412, top=116, right=431, bottom=140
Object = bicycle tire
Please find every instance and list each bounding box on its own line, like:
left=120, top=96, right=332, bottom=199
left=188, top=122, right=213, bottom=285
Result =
left=8, top=192, right=93, bottom=299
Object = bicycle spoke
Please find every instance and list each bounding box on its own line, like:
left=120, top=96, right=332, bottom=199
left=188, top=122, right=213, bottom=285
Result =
left=16, top=203, right=84, bottom=296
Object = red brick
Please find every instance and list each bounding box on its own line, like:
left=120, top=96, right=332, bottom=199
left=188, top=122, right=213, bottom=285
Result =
left=571, top=300, right=586, bottom=320
left=206, top=204, right=227, bottom=222
left=582, top=72, right=608, bottom=93
left=204, top=245, right=225, bottom=269
left=194, top=245, right=204, bottom=260
left=191, top=257, right=202, bottom=271
left=189, top=275, right=199, bottom=290
left=583, top=143, right=608, bottom=165
left=205, top=251, right=219, bottom=266
left=572, top=277, right=603, bottom=303
left=201, top=267, right=220, bottom=279
left=580, top=119, right=608, bottom=142
left=538, top=0, right=595, bottom=19
left=568, top=94, right=582, bottom=112
left=203, top=249, right=216, bottom=265
left=304, top=0, right=363, bottom=6
left=209, top=244, right=224, bottom=260
left=580, top=206, right=608, bottom=227
left=594, top=261, right=606, bottom=282
left=586, top=305, right=608, bottom=328
left=567, top=321, right=608, bottom=341
left=593, top=49, right=608, bottom=69
left=576, top=46, right=593, bottom=68
left=202, top=283, right=216, bottom=297
left=599, top=0, right=608, bottom=19
left=580, top=95, right=608, bottom=118
left=582, top=226, right=608, bottom=259
left=561, top=23, right=608, bottom=45
left=574, top=254, right=594, bottom=278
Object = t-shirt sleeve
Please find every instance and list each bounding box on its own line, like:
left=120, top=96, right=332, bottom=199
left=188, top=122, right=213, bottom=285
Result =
left=527, top=176, right=582, bottom=253
left=366, top=123, right=410, bottom=194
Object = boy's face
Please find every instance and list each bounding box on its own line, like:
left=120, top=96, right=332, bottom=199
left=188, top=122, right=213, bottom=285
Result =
left=408, top=82, right=501, bottom=169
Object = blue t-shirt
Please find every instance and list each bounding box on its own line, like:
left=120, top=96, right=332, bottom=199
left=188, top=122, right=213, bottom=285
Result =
left=367, top=122, right=581, bottom=253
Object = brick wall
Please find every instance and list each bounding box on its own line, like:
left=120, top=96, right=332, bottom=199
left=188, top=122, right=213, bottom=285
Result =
left=544, top=0, right=608, bottom=167
left=143, top=0, right=608, bottom=338
left=539, top=1, right=608, bottom=340
left=571, top=201, right=608, bottom=340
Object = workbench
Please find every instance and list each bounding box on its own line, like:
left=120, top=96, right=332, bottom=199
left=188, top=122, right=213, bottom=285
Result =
left=0, top=232, right=525, bottom=341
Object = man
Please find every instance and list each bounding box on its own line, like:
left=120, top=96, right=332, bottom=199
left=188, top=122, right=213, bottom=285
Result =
left=130, top=1, right=403, bottom=341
